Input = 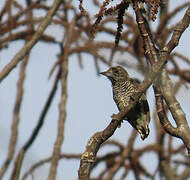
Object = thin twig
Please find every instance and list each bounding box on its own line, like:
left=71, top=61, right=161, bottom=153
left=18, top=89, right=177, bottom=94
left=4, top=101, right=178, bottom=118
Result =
left=0, top=0, right=63, bottom=82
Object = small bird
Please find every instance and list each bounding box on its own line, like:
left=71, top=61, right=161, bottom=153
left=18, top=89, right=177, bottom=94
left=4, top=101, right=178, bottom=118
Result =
left=100, top=66, right=150, bottom=140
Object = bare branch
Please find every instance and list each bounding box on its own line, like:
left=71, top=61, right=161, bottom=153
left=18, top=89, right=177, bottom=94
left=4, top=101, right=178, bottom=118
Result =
left=0, top=0, right=63, bottom=82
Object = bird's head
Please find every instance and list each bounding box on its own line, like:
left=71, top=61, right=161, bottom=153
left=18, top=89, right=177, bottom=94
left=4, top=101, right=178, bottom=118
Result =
left=100, top=66, right=129, bottom=83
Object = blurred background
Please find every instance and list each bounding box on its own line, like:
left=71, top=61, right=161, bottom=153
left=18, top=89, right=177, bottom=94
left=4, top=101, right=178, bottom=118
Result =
left=0, top=0, right=190, bottom=179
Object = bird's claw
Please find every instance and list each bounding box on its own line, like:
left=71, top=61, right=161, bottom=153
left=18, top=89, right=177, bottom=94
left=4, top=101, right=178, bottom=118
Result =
left=111, top=114, right=122, bottom=128
left=111, top=113, right=119, bottom=120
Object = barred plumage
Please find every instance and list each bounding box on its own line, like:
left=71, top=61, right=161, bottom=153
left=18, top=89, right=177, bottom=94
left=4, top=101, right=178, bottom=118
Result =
left=101, top=66, right=150, bottom=140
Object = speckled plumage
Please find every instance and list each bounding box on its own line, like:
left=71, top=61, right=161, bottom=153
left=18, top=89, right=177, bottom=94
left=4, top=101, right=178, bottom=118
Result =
left=101, top=66, right=150, bottom=140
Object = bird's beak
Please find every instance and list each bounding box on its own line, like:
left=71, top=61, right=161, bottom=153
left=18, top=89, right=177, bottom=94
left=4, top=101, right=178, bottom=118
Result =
left=100, top=69, right=112, bottom=77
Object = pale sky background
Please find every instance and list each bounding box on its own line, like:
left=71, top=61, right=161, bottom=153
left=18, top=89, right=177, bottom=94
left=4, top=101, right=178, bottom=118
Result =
left=0, top=1, right=190, bottom=180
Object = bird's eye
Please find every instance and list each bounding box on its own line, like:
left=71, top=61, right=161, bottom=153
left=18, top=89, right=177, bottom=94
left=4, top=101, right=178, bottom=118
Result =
left=112, top=68, right=119, bottom=74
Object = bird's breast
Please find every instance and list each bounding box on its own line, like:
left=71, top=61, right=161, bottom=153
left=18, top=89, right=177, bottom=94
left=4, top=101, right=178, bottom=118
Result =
left=112, top=81, right=135, bottom=110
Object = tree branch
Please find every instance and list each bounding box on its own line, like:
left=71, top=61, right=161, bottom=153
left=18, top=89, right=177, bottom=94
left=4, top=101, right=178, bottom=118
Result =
left=0, top=0, right=63, bottom=82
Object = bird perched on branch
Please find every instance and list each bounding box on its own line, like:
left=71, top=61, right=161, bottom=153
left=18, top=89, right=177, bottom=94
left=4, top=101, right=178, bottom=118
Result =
left=100, top=66, right=150, bottom=140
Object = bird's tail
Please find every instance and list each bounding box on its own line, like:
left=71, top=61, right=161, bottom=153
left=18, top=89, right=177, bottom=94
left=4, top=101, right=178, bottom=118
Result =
left=136, top=112, right=150, bottom=140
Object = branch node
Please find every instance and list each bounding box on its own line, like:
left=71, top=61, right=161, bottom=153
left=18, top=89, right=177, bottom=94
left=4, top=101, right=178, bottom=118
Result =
left=81, top=152, right=95, bottom=162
